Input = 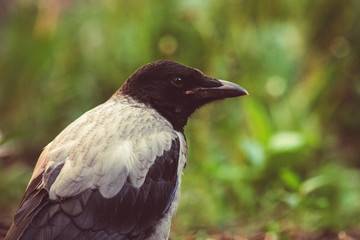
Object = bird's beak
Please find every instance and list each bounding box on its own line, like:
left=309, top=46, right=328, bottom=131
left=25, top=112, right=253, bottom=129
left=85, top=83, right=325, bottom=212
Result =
left=186, top=76, right=249, bottom=100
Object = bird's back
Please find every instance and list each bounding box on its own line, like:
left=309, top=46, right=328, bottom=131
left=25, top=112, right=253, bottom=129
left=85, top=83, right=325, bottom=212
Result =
left=5, top=96, right=187, bottom=240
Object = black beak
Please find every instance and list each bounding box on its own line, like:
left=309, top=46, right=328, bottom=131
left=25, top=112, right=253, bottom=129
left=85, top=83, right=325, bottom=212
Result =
left=186, top=76, right=248, bottom=100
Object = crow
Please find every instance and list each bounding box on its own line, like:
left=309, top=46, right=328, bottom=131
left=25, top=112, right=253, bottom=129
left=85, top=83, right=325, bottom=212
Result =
left=5, top=60, right=248, bottom=240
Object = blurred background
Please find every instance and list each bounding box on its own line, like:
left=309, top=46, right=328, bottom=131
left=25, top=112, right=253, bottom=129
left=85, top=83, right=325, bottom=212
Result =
left=0, top=0, right=360, bottom=239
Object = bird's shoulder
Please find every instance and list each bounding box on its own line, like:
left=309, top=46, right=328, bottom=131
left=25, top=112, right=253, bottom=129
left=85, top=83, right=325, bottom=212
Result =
left=43, top=96, right=181, bottom=199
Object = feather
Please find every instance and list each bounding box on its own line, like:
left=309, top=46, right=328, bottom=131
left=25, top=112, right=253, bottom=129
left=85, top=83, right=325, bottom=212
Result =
left=6, top=134, right=182, bottom=240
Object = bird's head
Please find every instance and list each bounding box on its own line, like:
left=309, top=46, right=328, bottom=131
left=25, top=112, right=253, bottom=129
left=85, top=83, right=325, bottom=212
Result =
left=119, top=60, right=248, bottom=131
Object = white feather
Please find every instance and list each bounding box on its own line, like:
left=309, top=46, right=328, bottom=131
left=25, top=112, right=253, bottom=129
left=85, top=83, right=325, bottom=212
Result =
left=46, top=96, right=176, bottom=200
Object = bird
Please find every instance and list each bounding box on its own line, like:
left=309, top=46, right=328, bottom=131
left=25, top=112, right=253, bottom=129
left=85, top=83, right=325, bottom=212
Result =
left=5, top=60, right=248, bottom=240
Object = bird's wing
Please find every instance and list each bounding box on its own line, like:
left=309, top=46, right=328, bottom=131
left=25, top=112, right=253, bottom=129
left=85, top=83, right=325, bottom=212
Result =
left=5, top=99, right=184, bottom=240
left=4, top=144, right=51, bottom=240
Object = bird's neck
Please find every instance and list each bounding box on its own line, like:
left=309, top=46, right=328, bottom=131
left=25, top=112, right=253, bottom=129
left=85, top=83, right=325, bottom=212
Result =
left=113, top=92, right=189, bottom=132
left=155, top=106, right=189, bottom=132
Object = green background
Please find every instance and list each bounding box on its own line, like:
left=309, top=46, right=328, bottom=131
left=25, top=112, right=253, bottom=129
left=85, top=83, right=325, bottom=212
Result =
left=1, top=0, right=360, bottom=239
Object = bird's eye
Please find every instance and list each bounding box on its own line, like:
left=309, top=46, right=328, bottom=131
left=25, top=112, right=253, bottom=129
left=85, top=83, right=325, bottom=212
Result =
left=171, top=77, right=184, bottom=88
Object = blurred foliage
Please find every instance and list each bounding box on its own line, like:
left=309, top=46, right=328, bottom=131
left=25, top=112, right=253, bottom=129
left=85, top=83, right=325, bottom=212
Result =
left=1, top=0, right=360, bottom=238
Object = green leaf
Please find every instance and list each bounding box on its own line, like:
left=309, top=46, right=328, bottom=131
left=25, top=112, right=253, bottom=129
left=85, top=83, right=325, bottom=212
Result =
left=280, top=168, right=301, bottom=191
left=241, top=138, right=266, bottom=168
left=268, top=131, right=306, bottom=153
left=243, top=99, right=273, bottom=144
left=299, top=176, right=328, bottom=196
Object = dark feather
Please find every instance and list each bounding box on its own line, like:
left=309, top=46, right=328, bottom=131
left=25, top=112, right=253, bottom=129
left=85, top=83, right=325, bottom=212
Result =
left=5, top=173, right=48, bottom=240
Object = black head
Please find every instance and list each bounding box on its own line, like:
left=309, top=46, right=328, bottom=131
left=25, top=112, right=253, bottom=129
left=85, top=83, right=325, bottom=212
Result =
left=119, top=60, right=248, bottom=131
